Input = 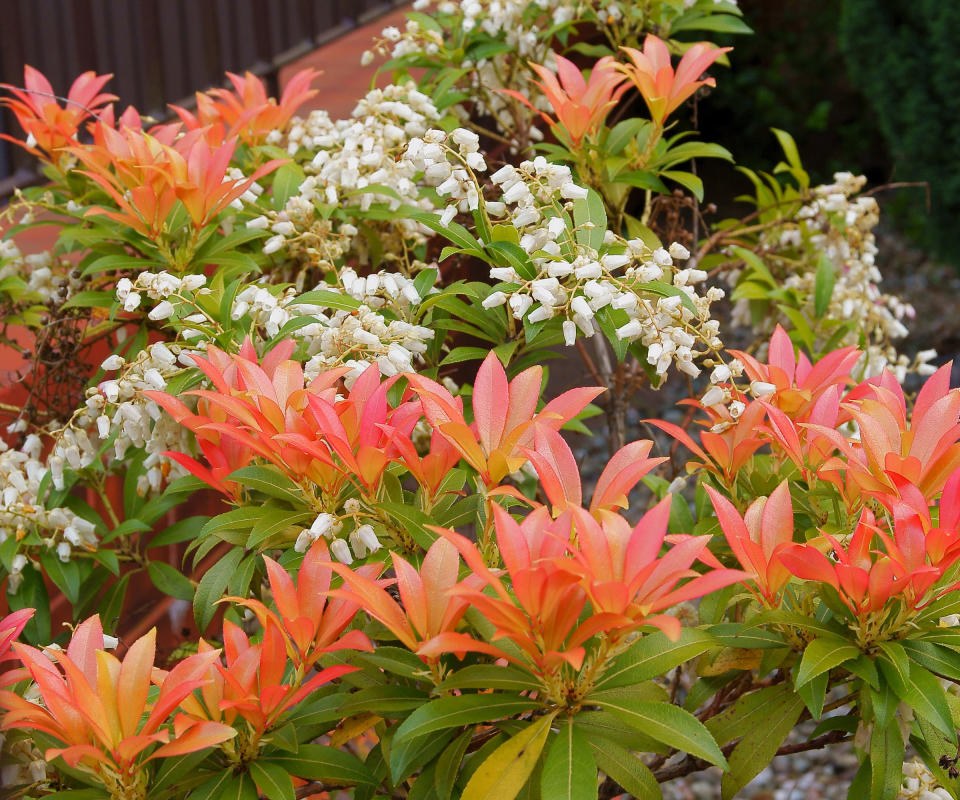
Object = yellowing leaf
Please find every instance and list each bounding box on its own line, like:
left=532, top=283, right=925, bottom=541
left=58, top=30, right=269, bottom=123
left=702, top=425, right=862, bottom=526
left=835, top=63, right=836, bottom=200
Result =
left=461, top=712, right=557, bottom=800
left=329, top=713, right=381, bottom=748
left=698, top=647, right=764, bottom=676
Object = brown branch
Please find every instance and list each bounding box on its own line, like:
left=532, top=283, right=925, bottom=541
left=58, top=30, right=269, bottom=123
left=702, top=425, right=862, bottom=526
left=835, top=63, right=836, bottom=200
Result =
left=576, top=338, right=605, bottom=388
left=597, top=729, right=851, bottom=798
left=862, top=180, right=931, bottom=212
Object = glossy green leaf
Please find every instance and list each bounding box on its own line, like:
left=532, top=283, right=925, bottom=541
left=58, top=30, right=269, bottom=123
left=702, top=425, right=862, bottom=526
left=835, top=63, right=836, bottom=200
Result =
left=437, top=664, right=541, bottom=693
left=594, top=698, right=726, bottom=768
left=394, top=693, right=540, bottom=745
left=541, top=719, right=597, bottom=800
left=795, top=637, right=859, bottom=687
left=595, top=628, right=715, bottom=690
left=193, top=547, right=243, bottom=631
left=265, top=745, right=375, bottom=785
left=573, top=188, right=606, bottom=251
left=434, top=730, right=473, bottom=800
left=814, top=253, right=835, bottom=317
left=249, top=761, right=295, bottom=800
left=147, top=560, right=195, bottom=602
left=869, top=720, right=904, bottom=800
left=588, top=737, right=661, bottom=799
left=338, top=685, right=430, bottom=716
left=720, top=685, right=805, bottom=799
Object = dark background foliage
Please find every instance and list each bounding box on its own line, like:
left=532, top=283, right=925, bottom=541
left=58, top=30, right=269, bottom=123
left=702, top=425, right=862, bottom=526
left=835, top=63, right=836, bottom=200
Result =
left=697, top=0, right=957, bottom=263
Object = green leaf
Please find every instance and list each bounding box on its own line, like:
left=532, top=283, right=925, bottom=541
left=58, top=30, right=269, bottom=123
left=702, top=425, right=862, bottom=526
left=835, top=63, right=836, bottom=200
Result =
left=729, top=245, right=778, bottom=288
left=403, top=207, right=483, bottom=252
left=720, top=685, right=805, bottom=800
left=594, top=628, right=715, bottom=690
left=797, top=669, right=829, bottom=720
left=669, top=12, right=752, bottom=34
left=377, top=501, right=440, bottom=550
left=147, top=560, right=195, bottom=602
left=272, top=163, right=306, bottom=209
left=152, top=750, right=211, bottom=791
left=902, top=639, right=960, bottom=681
left=461, top=713, right=556, bottom=800
left=876, top=641, right=911, bottom=696
left=541, top=719, right=597, bottom=800
left=220, top=773, right=258, bottom=800
left=246, top=507, right=312, bottom=549
left=437, top=664, right=541, bottom=693
left=338, top=686, right=429, bottom=716
left=354, top=646, right=426, bottom=679
left=869, top=720, right=904, bottom=800
left=660, top=170, right=704, bottom=201
left=193, top=547, right=244, bottom=631
left=487, top=240, right=537, bottom=281
left=706, top=684, right=788, bottom=745
left=149, top=515, right=209, bottom=548
left=39, top=551, right=82, bottom=606
left=795, top=637, right=859, bottom=687
left=914, top=715, right=960, bottom=799
left=605, top=118, right=650, bottom=156
left=573, top=188, right=606, bottom=252
left=902, top=662, right=956, bottom=737
left=62, top=290, right=116, bottom=309
left=441, top=346, right=494, bottom=367
left=292, top=289, right=362, bottom=311
left=814, top=253, right=835, bottom=317
left=390, top=729, right=457, bottom=784
left=249, top=761, right=295, bottom=800
left=435, top=730, right=473, bottom=800
left=264, top=745, right=375, bottom=785
left=10, top=565, right=51, bottom=644
left=187, top=770, right=235, bottom=800
left=198, top=508, right=265, bottom=543
left=226, top=466, right=305, bottom=506
left=80, top=253, right=153, bottom=277
left=594, top=698, right=726, bottom=768
left=770, top=128, right=808, bottom=181
left=266, top=722, right=299, bottom=754
left=394, top=693, right=540, bottom=745
left=614, top=170, right=669, bottom=194
left=588, top=737, right=661, bottom=800
left=707, top=623, right=787, bottom=650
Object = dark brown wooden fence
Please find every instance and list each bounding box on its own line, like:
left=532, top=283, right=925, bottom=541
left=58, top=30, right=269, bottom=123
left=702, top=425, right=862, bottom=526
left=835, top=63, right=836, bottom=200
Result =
left=0, top=0, right=407, bottom=196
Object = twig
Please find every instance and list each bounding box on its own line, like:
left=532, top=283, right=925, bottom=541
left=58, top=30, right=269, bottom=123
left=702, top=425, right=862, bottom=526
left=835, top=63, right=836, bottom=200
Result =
left=597, top=729, right=851, bottom=797
left=862, top=180, right=931, bottom=211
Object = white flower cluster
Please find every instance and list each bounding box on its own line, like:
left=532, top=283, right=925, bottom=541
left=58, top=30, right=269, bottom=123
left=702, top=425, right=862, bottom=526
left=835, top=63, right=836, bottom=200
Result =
left=402, top=127, right=487, bottom=226
left=260, top=82, right=444, bottom=266
left=232, top=284, right=299, bottom=337
left=477, top=157, right=726, bottom=384
left=0, top=242, right=81, bottom=308
left=732, top=172, right=935, bottom=382
left=488, top=155, right=588, bottom=229
left=115, top=270, right=207, bottom=319
left=295, top=508, right=383, bottom=564
left=898, top=760, right=951, bottom=800
left=364, top=1, right=633, bottom=142
left=0, top=433, right=99, bottom=583
left=297, top=298, right=435, bottom=386
left=224, top=265, right=436, bottom=385
left=0, top=733, right=47, bottom=788
left=91, top=341, right=201, bottom=495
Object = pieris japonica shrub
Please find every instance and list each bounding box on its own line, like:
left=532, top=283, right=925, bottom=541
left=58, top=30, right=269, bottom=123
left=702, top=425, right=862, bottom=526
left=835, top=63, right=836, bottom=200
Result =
left=0, top=2, right=953, bottom=799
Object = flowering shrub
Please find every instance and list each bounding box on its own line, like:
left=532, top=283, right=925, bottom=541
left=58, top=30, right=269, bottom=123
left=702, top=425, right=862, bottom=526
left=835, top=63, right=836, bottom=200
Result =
left=0, top=2, right=955, bottom=799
